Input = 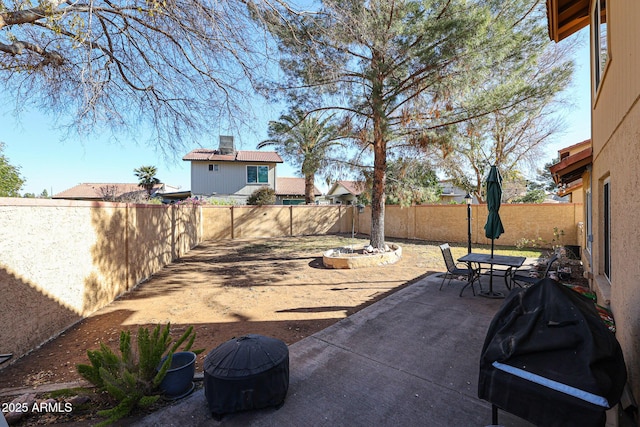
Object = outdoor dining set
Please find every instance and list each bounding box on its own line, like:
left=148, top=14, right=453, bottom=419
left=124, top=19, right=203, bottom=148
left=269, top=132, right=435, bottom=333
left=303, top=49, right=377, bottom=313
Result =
left=439, top=243, right=559, bottom=298
left=438, top=165, right=560, bottom=299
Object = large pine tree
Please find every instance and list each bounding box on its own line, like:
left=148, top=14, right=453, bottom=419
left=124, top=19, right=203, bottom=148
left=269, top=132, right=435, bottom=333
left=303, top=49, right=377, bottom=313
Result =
left=254, top=0, right=558, bottom=248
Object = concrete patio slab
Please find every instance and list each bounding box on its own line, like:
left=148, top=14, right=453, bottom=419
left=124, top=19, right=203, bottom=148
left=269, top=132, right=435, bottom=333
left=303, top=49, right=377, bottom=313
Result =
left=136, top=273, right=534, bottom=427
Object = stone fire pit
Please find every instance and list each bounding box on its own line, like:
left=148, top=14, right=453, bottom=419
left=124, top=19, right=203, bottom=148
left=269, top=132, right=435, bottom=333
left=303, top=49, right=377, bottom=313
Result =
left=322, top=244, right=402, bottom=269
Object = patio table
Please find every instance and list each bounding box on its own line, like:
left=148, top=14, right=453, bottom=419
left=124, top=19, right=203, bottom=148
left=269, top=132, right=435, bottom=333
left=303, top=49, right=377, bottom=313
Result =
left=458, top=253, right=526, bottom=298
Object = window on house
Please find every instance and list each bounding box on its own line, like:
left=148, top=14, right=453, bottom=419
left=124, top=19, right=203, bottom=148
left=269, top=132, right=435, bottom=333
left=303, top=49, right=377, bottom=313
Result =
left=603, top=178, right=611, bottom=281
left=247, top=165, right=268, bottom=184
left=592, top=0, right=608, bottom=92
left=208, top=164, right=219, bottom=171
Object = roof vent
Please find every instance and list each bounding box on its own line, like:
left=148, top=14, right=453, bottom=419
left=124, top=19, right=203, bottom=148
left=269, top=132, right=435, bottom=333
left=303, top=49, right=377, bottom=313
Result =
left=219, top=135, right=235, bottom=155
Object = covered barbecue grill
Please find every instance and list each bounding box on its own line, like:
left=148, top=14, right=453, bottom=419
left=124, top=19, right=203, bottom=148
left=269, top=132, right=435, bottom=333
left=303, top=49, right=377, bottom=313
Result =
left=478, top=278, right=627, bottom=426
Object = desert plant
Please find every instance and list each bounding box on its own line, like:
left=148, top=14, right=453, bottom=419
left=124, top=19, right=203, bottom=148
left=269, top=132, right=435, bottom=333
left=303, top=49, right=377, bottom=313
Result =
left=247, top=187, right=276, bottom=205
left=515, top=236, right=545, bottom=250
left=77, top=323, right=202, bottom=426
left=551, top=227, right=565, bottom=251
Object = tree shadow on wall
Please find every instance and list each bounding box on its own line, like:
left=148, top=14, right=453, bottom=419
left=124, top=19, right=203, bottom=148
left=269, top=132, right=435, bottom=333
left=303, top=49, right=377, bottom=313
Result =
left=0, top=267, right=80, bottom=366
left=85, top=204, right=200, bottom=314
left=84, top=206, right=130, bottom=315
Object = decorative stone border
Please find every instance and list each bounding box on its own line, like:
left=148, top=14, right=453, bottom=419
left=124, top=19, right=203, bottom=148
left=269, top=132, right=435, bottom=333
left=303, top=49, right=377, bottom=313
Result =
left=322, top=244, right=402, bottom=269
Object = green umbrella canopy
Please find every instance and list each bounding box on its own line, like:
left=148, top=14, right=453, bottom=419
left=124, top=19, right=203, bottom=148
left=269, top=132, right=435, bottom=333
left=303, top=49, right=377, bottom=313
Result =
left=484, top=165, right=505, bottom=240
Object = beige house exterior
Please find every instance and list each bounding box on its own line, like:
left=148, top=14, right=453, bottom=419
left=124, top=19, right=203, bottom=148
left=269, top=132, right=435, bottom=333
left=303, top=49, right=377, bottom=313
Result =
left=549, top=139, right=592, bottom=204
left=547, top=0, right=640, bottom=419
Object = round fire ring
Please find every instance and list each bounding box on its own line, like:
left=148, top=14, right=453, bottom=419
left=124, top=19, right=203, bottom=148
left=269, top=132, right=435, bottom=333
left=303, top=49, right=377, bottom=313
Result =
left=322, top=244, right=402, bottom=269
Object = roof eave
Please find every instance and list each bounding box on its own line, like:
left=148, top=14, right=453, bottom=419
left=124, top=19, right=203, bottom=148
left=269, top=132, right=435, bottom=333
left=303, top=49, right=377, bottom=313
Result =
left=546, top=0, right=590, bottom=42
left=550, top=148, right=593, bottom=185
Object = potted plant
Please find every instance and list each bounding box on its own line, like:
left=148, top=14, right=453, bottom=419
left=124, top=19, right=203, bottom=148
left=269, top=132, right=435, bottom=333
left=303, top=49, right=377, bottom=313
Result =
left=158, top=350, right=197, bottom=399
left=77, top=323, right=202, bottom=425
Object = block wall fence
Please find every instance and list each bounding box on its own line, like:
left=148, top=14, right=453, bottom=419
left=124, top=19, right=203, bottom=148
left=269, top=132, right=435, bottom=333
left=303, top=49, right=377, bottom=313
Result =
left=0, top=198, right=582, bottom=362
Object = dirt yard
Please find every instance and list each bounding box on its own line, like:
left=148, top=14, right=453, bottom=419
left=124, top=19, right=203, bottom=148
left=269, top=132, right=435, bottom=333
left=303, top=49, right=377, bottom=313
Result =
left=1, top=235, right=446, bottom=392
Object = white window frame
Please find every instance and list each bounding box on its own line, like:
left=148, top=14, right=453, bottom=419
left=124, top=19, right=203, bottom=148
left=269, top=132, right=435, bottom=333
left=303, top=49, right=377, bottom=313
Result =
left=247, top=165, right=269, bottom=184
left=592, top=0, right=608, bottom=93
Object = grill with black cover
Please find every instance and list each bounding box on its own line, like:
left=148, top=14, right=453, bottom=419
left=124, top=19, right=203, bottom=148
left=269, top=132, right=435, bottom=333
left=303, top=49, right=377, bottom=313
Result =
left=478, top=278, right=627, bottom=427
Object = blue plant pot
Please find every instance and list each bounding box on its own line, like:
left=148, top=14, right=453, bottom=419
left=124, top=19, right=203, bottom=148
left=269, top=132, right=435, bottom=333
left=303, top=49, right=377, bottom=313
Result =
left=159, top=351, right=196, bottom=399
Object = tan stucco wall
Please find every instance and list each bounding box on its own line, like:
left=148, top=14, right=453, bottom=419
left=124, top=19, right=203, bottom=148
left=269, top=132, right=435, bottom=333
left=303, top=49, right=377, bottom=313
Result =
left=291, top=205, right=346, bottom=235
left=357, top=203, right=581, bottom=248
left=0, top=198, right=201, bottom=361
left=570, top=188, right=584, bottom=204
left=1, top=200, right=582, bottom=365
left=232, top=206, right=294, bottom=238
left=589, top=1, right=640, bottom=406
left=202, top=206, right=233, bottom=240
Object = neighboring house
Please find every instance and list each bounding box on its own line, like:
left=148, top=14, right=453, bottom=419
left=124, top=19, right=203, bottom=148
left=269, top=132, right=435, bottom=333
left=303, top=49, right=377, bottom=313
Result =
left=275, top=177, right=322, bottom=205
left=438, top=180, right=478, bottom=204
left=183, top=136, right=283, bottom=203
left=53, top=183, right=180, bottom=202
left=549, top=139, right=592, bottom=204
left=326, top=181, right=365, bottom=205
left=546, top=1, right=640, bottom=417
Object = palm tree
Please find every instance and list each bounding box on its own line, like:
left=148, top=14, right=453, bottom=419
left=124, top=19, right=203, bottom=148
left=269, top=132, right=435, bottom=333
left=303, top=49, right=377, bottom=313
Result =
left=258, top=109, right=345, bottom=204
left=134, top=166, right=160, bottom=198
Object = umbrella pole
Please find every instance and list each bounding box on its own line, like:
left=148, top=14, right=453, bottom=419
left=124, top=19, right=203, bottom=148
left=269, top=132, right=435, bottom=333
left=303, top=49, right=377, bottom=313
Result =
left=480, top=239, right=504, bottom=298
left=490, top=239, right=494, bottom=292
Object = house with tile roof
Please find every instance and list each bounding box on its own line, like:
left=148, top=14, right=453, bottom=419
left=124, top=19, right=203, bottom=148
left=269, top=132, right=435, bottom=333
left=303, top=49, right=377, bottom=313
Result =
left=183, top=136, right=284, bottom=203
left=326, top=180, right=366, bottom=205
left=53, top=182, right=180, bottom=202
left=275, top=177, right=322, bottom=205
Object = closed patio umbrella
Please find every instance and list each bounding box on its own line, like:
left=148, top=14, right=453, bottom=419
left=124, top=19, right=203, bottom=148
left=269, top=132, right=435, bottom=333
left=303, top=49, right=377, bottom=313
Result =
left=482, top=165, right=505, bottom=298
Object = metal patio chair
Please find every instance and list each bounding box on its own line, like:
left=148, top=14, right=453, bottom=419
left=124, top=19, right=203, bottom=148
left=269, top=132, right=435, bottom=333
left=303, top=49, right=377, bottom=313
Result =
left=439, top=243, right=480, bottom=296
left=511, top=253, right=559, bottom=288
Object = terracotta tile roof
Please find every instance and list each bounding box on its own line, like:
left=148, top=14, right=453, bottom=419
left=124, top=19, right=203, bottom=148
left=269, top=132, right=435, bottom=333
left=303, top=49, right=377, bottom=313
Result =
left=53, top=183, right=164, bottom=200
left=276, top=177, right=321, bottom=196
left=182, top=149, right=235, bottom=161
left=183, top=149, right=282, bottom=163
left=236, top=151, right=283, bottom=163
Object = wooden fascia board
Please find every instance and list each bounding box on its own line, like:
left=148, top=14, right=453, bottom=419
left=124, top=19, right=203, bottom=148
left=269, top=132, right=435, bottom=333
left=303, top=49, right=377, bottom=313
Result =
left=559, top=16, right=590, bottom=40
left=550, top=148, right=592, bottom=182
left=546, top=0, right=589, bottom=42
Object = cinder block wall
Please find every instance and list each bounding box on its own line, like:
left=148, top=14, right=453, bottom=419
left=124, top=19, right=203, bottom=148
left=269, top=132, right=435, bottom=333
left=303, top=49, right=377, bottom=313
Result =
left=358, top=203, right=582, bottom=247
left=0, top=199, right=581, bottom=363
left=0, top=198, right=201, bottom=361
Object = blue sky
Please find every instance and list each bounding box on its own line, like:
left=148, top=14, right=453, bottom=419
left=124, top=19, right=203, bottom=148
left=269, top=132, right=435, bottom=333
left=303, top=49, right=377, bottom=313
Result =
left=1, top=29, right=590, bottom=196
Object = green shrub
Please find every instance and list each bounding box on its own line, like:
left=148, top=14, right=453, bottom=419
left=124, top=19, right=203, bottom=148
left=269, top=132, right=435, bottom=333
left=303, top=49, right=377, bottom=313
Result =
left=247, top=187, right=276, bottom=205
left=77, top=323, right=202, bottom=426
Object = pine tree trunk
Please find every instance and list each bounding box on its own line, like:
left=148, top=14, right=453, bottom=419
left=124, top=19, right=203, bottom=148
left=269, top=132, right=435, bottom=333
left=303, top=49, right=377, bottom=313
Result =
left=370, top=140, right=386, bottom=249
left=370, top=59, right=386, bottom=249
